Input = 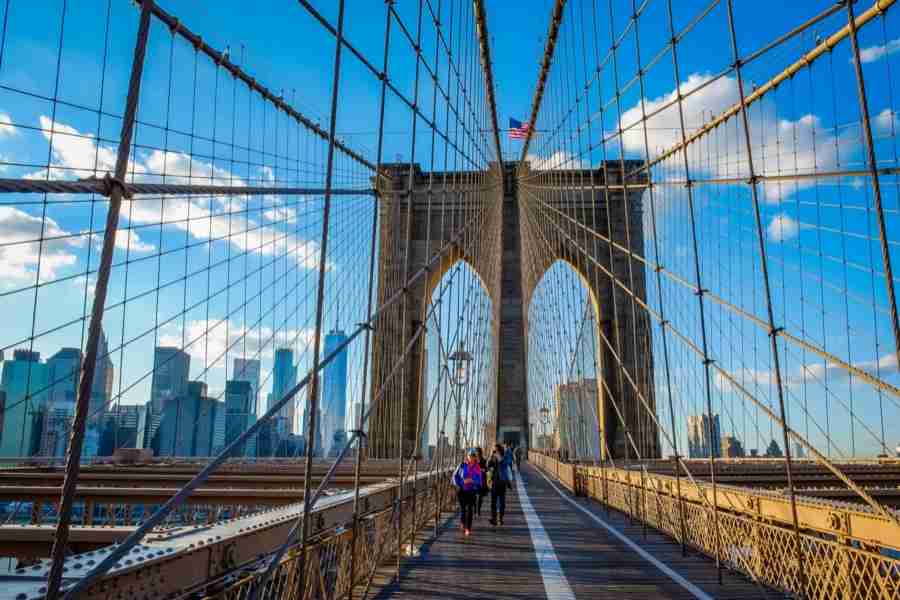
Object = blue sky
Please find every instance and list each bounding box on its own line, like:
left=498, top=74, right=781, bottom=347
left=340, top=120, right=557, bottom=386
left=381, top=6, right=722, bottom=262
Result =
left=0, top=1, right=898, bottom=458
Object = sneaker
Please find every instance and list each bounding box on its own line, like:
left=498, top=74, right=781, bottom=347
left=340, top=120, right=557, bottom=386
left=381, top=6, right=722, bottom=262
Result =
left=499, top=519, right=504, bottom=526
left=464, top=529, right=471, bottom=537
left=489, top=518, right=497, bottom=526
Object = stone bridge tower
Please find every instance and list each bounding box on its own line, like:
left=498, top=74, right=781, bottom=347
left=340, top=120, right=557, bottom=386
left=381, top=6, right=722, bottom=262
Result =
left=368, top=161, right=657, bottom=460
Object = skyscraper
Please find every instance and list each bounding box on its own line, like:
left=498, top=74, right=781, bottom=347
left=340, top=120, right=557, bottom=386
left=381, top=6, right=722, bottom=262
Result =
left=270, top=348, right=297, bottom=433
left=553, top=379, right=600, bottom=460
left=687, top=414, right=722, bottom=458
left=320, top=319, right=348, bottom=457
left=233, top=357, right=261, bottom=414
left=150, top=347, right=191, bottom=414
left=155, top=380, right=224, bottom=457
left=99, top=404, right=142, bottom=456
left=46, top=348, right=81, bottom=407
left=225, top=379, right=255, bottom=457
left=0, top=349, right=49, bottom=457
left=90, top=329, right=114, bottom=417
left=42, top=348, right=81, bottom=457
left=148, top=347, right=190, bottom=446
left=721, top=435, right=745, bottom=458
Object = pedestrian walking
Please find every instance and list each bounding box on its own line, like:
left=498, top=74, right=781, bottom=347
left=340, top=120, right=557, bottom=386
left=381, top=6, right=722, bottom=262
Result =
left=514, top=444, right=522, bottom=470
left=475, top=447, right=488, bottom=517
left=504, top=442, right=516, bottom=479
left=452, top=448, right=482, bottom=536
left=487, top=443, right=513, bottom=526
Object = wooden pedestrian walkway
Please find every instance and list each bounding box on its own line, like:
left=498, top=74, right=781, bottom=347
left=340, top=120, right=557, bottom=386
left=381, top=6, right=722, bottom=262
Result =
left=371, top=463, right=785, bottom=600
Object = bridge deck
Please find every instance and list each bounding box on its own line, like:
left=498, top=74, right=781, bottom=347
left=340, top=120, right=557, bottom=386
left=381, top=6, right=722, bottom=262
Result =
left=374, top=464, right=783, bottom=600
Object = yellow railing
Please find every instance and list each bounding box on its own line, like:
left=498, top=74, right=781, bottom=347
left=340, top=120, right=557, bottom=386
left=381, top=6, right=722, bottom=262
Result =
left=529, top=451, right=900, bottom=599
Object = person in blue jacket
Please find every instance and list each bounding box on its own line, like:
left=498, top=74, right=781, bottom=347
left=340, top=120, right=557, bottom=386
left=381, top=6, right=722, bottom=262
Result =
left=453, top=448, right=483, bottom=536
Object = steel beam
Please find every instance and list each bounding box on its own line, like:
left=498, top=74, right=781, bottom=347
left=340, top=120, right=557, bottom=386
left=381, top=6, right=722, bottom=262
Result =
left=6, top=470, right=449, bottom=600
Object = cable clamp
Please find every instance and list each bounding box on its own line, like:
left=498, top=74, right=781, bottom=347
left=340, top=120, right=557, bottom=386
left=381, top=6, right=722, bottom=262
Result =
left=693, top=287, right=707, bottom=297
left=81, top=173, right=133, bottom=199
left=747, top=175, right=760, bottom=186
left=703, top=358, right=715, bottom=366
left=684, top=179, right=693, bottom=189
left=349, top=429, right=368, bottom=439
left=769, top=326, right=784, bottom=338
left=356, top=322, right=374, bottom=331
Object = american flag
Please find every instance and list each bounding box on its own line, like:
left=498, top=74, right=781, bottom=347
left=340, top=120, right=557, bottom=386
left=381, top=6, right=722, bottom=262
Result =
left=508, top=117, right=530, bottom=140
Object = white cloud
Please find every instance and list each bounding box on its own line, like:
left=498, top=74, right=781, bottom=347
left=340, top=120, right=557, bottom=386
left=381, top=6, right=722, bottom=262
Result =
left=874, top=108, right=898, bottom=135
left=618, top=74, right=854, bottom=203
left=21, top=115, right=323, bottom=271
left=620, top=73, right=739, bottom=156
left=0, top=112, right=17, bottom=137
left=0, top=206, right=85, bottom=285
left=856, top=38, right=900, bottom=64
left=113, top=229, right=155, bottom=254
left=766, top=213, right=799, bottom=242
left=25, top=116, right=123, bottom=180
left=715, top=352, right=899, bottom=393
left=525, top=150, right=589, bottom=171
left=263, top=206, right=297, bottom=224
left=159, top=319, right=315, bottom=370
left=119, top=195, right=326, bottom=269
left=143, top=149, right=241, bottom=186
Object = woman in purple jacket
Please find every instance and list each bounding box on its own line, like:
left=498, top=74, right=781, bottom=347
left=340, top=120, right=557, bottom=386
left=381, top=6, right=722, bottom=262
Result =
left=453, top=448, right=483, bottom=536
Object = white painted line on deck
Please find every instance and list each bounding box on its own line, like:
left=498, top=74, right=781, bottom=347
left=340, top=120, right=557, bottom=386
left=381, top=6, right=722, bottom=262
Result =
left=532, top=466, right=714, bottom=600
left=514, top=471, right=577, bottom=600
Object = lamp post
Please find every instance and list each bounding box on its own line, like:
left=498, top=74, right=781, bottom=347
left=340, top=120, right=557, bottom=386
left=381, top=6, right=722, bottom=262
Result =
left=448, top=345, right=472, bottom=457
left=539, top=406, right=550, bottom=451
left=448, top=345, right=473, bottom=386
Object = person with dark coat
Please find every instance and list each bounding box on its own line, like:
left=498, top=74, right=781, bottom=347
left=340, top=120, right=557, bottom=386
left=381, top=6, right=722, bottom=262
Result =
left=487, top=443, right=514, bottom=526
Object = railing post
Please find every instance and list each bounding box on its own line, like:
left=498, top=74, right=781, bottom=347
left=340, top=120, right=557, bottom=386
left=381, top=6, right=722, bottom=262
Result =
left=46, top=3, right=154, bottom=597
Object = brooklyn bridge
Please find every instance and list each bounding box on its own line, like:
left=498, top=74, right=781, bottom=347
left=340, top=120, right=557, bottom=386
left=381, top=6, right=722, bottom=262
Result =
left=0, top=0, right=898, bottom=598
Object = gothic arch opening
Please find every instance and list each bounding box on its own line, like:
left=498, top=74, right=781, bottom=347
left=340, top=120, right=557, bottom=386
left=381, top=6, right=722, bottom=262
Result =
left=526, top=259, right=604, bottom=461
left=422, top=258, right=496, bottom=461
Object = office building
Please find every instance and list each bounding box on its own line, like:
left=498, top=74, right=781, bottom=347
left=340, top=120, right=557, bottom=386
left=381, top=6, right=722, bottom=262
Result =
left=99, top=404, right=143, bottom=456
left=270, top=348, right=297, bottom=433
left=721, top=435, right=745, bottom=458
left=553, top=379, right=600, bottom=459
left=233, top=357, right=261, bottom=414
left=0, top=350, right=49, bottom=457
left=41, top=348, right=81, bottom=457
left=225, top=379, right=256, bottom=457
left=155, top=380, right=226, bottom=457
left=147, top=347, right=190, bottom=446
left=150, top=347, right=190, bottom=414
left=687, top=414, right=722, bottom=458
left=90, top=329, right=114, bottom=417
left=320, top=321, right=348, bottom=457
